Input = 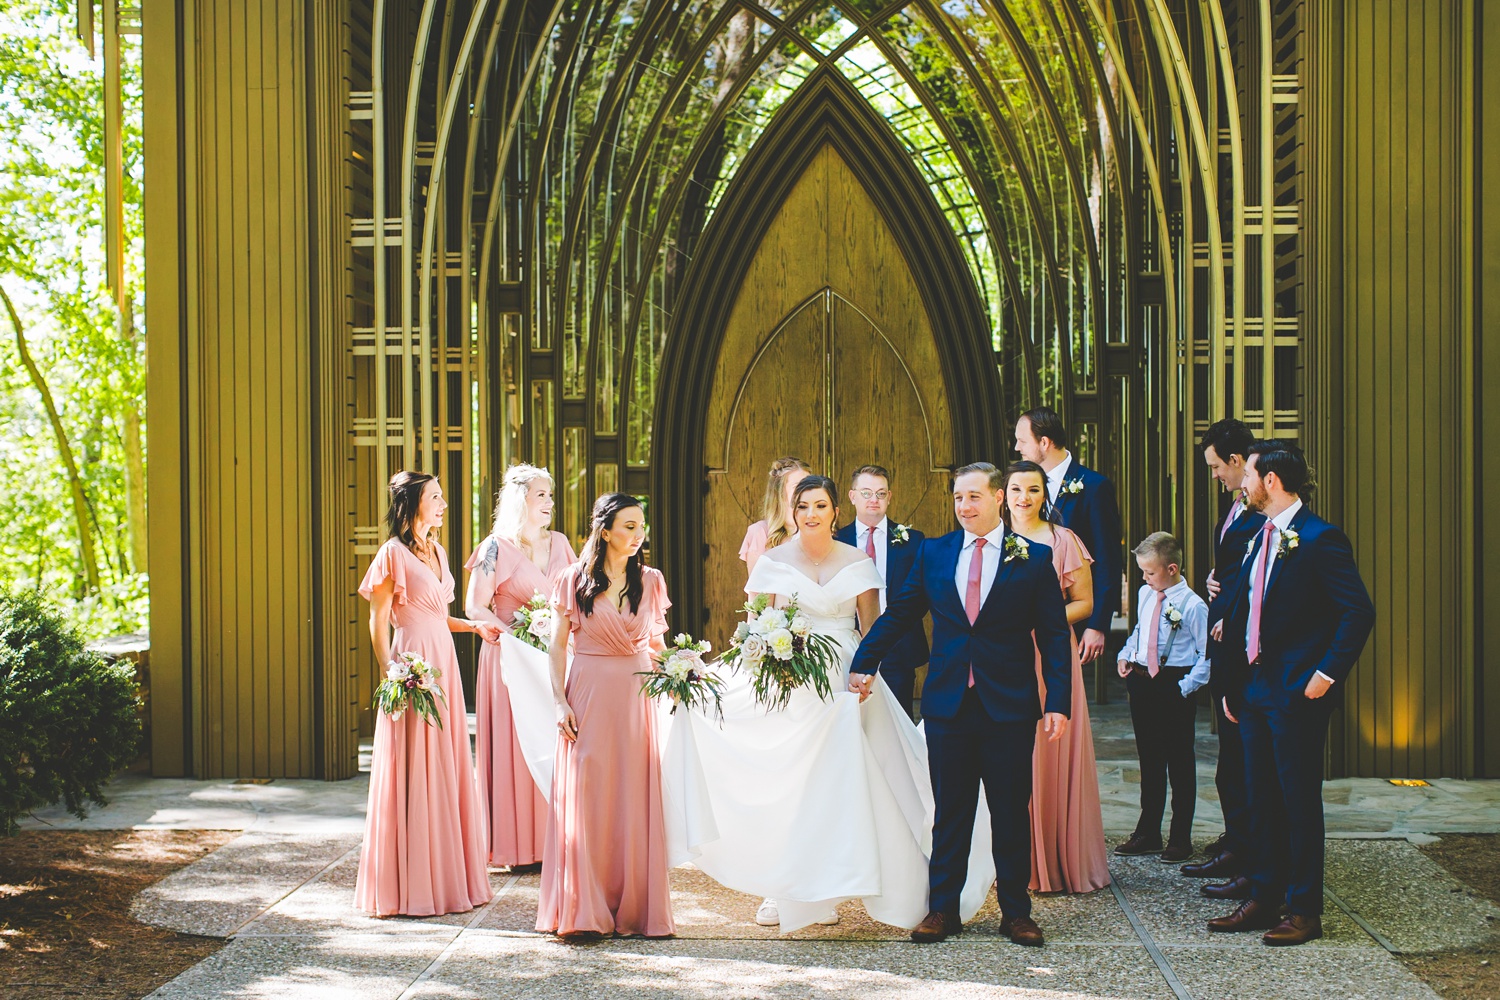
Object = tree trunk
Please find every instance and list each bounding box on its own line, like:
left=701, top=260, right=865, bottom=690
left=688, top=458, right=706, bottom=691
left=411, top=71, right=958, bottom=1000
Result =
left=0, top=281, right=102, bottom=593
left=118, top=305, right=147, bottom=574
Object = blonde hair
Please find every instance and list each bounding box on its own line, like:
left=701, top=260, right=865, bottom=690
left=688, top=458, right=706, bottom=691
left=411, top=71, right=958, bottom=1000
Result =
left=1133, top=530, right=1183, bottom=569
left=492, top=464, right=553, bottom=547
left=763, top=456, right=812, bottom=550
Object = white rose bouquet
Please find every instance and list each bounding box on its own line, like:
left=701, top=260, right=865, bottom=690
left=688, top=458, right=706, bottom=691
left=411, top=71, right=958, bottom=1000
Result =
left=720, top=594, right=841, bottom=711
left=372, top=651, right=447, bottom=728
left=509, top=591, right=556, bottom=652
left=636, top=633, right=724, bottom=719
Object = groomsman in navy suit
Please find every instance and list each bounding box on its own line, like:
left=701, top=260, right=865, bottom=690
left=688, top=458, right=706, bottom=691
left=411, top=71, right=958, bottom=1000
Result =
left=1183, top=419, right=1265, bottom=888
left=850, top=463, right=1073, bottom=948
left=1014, top=408, right=1123, bottom=665
left=835, top=464, right=928, bottom=719
left=1206, top=441, right=1374, bottom=946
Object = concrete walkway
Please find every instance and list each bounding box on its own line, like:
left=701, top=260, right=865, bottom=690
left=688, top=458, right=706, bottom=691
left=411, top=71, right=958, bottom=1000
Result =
left=23, top=700, right=1500, bottom=1000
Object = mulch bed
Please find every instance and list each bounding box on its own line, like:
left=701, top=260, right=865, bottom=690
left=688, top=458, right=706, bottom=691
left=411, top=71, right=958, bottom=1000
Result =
left=1402, top=834, right=1500, bottom=1000
left=1, top=829, right=236, bottom=1000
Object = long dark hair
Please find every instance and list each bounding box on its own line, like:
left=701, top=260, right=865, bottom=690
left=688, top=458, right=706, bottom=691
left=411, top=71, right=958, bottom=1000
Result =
left=789, top=474, right=840, bottom=534
left=575, top=492, right=647, bottom=617
left=385, top=471, right=438, bottom=550
left=1000, top=460, right=1058, bottom=528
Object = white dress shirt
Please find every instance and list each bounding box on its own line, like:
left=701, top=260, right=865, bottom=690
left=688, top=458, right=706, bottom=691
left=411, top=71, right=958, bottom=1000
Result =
left=1044, top=451, right=1075, bottom=503
left=1241, top=499, right=1332, bottom=685
left=954, top=524, right=1004, bottom=609
left=857, top=517, right=890, bottom=611
left=1118, top=579, right=1212, bottom=697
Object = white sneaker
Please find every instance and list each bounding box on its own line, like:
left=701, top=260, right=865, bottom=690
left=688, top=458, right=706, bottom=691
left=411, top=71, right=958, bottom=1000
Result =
left=755, top=898, right=780, bottom=926
left=816, top=908, right=840, bottom=925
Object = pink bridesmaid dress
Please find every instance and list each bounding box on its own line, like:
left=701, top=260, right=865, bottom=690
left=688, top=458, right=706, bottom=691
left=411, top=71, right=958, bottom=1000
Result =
left=1029, top=524, right=1112, bottom=893
left=355, top=539, right=493, bottom=916
left=537, top=563, right=675, bottom=938
left=464, top=531, right=575, bottom=867
left=739, top=520, right=769, bottom=575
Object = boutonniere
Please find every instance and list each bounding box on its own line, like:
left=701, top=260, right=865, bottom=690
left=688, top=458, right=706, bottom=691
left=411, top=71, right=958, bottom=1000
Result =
left=1060, top=477, right=1085, bottom=496
left=1002, top=533, right=1030, bottom=563
left=1163, top=603, right=1185, bottom=631
left=890, top=523, right=911, bottom=545
left=1276, top=527, right=1300, bottom=559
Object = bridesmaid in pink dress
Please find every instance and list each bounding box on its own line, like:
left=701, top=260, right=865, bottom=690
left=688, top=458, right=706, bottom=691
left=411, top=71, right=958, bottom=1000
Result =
left=463, top=465, right=576, bottom=869
left=538, top=493, right=675, bottom=940
left=356, top=472, right=501, bottom=916
left=738, top=456, right=810, bottom=576
left=1002, top=461, right=1112, bottom=893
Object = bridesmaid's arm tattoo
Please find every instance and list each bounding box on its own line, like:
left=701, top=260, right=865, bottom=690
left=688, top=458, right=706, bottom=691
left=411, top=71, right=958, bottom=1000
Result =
left=478, top=536, right=499, bottom=575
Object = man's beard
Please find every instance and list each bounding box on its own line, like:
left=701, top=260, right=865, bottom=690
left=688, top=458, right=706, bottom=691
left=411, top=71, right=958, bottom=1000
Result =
left=1244, top=481, right=1270, bottom=511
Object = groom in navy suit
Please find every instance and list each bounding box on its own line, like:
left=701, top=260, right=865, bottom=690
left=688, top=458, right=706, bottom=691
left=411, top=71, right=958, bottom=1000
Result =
left=834, top=464, right=927, bottom=719
left=850, top=462, right=1073, bottom=947
left=1206, top=441, right=1374, bottom=946
left=1014, top=408, right=1123, bottom=665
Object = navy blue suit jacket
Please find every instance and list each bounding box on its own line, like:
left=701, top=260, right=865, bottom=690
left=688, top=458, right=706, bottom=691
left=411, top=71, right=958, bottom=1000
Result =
left=1049, top=462, right=1123, bottom=634
left=835, top=520, right=929, bottom=672
left=1221, top=505, right=1375, bottom=711
left=850, top=530, right=1073, bottom=723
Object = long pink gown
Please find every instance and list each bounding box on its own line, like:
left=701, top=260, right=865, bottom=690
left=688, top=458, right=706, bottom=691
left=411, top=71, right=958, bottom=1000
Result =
left=356, top=539, right=494, bottom=916
left=464, top=531, right=575, bottom=867
left=1030, top=524, right=1112, bottom=893
left=738, top=520, right=769, bottom=575
left=537, top=564, right=675, bottom=938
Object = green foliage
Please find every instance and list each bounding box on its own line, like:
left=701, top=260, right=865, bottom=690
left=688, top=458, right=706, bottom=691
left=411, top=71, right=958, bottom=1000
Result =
left=0, top=588, right=142, bottom=835
left=0, top=0, right=147, bottom=634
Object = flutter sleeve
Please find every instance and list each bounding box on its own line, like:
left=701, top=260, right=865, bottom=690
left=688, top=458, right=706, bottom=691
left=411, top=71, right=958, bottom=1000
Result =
left=358, top=540, right=408, bottom=605
left=739, top=521, right=768, bottom=572
left=648, top=568, right=673, bottom=644
left=1054, top=527, right=1094, bottom=594
left=551, top=562, right=584, bottom=622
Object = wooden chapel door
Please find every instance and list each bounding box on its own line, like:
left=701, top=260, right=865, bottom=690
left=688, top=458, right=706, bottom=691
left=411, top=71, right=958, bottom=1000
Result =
left=700, top=144, right=957, bottom=647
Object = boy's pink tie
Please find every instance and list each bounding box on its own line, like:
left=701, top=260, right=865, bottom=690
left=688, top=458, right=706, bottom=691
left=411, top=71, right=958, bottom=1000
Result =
left=1143, top=590, right=1164, bottom=676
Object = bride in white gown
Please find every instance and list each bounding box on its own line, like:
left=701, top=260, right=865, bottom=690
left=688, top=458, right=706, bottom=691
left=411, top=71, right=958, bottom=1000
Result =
left=666, top=475, right=935, bottom=933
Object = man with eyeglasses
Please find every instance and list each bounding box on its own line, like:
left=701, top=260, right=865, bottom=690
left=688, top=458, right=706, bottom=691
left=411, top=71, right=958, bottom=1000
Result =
left=835, top=464, right=928, bottom=719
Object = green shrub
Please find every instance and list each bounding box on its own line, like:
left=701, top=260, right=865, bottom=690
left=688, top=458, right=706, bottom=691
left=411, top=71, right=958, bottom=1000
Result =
left=0, top=589, right=142, bottom=835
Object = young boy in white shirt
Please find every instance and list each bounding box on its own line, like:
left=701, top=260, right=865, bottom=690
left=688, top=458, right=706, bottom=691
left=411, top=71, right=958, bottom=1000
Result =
left=1113, top=531, right=1211, bottom=863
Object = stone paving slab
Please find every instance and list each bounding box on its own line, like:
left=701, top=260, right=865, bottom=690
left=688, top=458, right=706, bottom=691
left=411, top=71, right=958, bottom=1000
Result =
left=1160, top=944, right=1440, bottom=1000
left=417, top=935, right=1174, bottom=1000
left=145, top=934, right=453, bottom=1000
left=1323, top=839, right=1500, bottom=952
left=133, top=831, right=363, bottom=936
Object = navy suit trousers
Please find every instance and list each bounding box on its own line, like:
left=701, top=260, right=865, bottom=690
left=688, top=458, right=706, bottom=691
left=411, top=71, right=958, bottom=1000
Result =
left=1238, top=697, right=1337, bottom=916
left=925, top=689, right=1036, bottom=919
left=1210, top=680, right=1251, bottom=855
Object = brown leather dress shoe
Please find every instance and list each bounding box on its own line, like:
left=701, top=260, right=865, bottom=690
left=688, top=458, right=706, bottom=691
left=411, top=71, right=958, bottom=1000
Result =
left=1200, top=832, right=1230, bottom=857
left=1200, top=876, right=1252, bottom=900
left=1207, top=899, right=1282, bottom=933
left=999, top=915, right=1045, bottom=947
left=910, top=910, right=962, bottom=943
left=1262, top=914, right=1322, bottom=946
left=1114, top=833, right=1164, bottom=856
left=1159, top=842, right=1194, bottom=863
left=1180, top=851, right=1242, bottom=878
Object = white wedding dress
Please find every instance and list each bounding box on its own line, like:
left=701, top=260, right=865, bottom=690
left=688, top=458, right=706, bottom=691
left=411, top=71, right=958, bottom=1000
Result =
left=662, top=555, right=935, bottom=932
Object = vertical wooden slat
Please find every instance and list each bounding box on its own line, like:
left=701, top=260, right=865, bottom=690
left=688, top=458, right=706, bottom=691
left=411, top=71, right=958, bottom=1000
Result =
left=1479, top=0, right=1500, bottom=779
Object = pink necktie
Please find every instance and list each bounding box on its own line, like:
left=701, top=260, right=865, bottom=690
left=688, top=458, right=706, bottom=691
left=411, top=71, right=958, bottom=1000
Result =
left=1143, top=590, right=1164, bottom=676
left=966, top=538, right=986, bottom=688
left=1220, top=497, right=1243, bottom=543
left=865, top=526, right=876, bottom=558
left=1245, top=522, right=1277, bottom=664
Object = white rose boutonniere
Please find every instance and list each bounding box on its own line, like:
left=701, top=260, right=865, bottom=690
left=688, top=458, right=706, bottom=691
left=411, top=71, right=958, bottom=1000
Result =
left=1276, top=527, right=1300, bottom=559
left=1163, top=603, right=1185, bottom=631
left=1061, top=477, right=1085, bottom=496
left=890, top=523, right=911, bottom=545
left=1003, top=533, right=1030, bottom=563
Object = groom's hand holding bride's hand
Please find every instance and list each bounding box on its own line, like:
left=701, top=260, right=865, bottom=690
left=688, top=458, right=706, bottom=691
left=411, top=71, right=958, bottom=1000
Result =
left=848, top=673, right=874, bottom=702
left=1043, top=712, right=1068, bottom=743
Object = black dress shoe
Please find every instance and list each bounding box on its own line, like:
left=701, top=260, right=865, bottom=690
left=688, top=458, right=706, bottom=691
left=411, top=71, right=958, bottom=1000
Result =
left=1114, top=833, right=1164, bottom=856
left=1200, top=876, right=1253, bottom=900
left=1180, top=851, right=1242, bottom=878
left=910, top=910, right=962, bottom=943
left=1159, top=842, right=1194, bottom=863
left=1200, top=832, right=1230, bottom=857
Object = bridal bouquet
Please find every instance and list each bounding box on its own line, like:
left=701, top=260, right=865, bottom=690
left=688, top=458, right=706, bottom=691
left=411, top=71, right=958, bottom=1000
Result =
left=373, top=651, right=447, bottom=728
left=720, top=594, right=841, bottom=711
left=509, top=591, right=555, bottom=651
left=637, top=633, right=725, bottom=718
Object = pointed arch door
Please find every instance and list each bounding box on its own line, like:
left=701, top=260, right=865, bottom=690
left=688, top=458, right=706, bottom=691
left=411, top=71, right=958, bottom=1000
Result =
left=701, top=144, right=956, bottom=645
